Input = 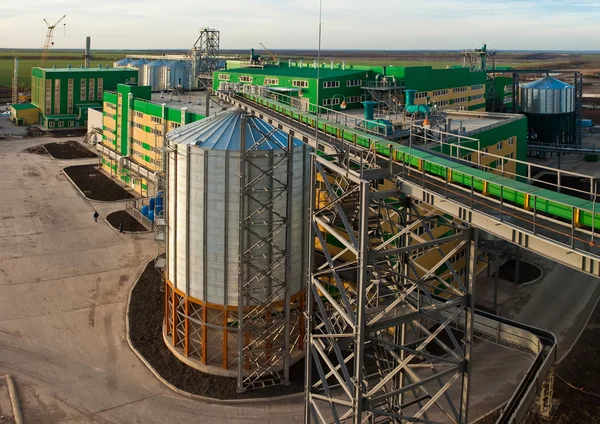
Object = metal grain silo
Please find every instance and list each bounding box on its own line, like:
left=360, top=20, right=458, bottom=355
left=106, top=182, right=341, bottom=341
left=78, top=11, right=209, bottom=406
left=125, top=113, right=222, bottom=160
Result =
left=163, top=108, right=308, bottom=391
left=127, top=58, right=150, bottom=86
left=521, top=76, right=576, bottom=144
left=142, top=60, right=168, bottom=91
left=162, top=60, right=192, bottom=90
left=113, top=58, right=133, bottom=68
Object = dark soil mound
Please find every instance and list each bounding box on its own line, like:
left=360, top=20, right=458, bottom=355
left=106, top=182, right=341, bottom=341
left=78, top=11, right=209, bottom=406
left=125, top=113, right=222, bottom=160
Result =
left=107, top=210, right=148, bottom=233
left=494, top=258, right=542, bottom=284
left=26, top=145, right=48, bottom=155
left=44, top=141, right=97, bottom=159
left=64, top=164, right=134, bottom=201
left=128, top=258, right=306, bottom=399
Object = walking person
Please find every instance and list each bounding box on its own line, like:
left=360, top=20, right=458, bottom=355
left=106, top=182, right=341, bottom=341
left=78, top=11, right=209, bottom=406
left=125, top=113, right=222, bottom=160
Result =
left=119, top=223, right=125, bottom=234
left=93, top=211, right=99, bottom=222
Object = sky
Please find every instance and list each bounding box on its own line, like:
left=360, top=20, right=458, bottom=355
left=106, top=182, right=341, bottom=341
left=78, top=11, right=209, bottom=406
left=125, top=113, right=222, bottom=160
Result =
left=2, top=0, right=599, bottom=51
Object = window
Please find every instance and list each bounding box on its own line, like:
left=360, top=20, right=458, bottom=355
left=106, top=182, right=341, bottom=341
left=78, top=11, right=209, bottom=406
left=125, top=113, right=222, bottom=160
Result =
left=45, top=79, right=52, bottom=114
left=415, top=92, right=428, bottom=99
left=67, top=79, right=73, bottom=114
left=471, top=94, right=484, bottom=101
left=507, top=152, right=515, bottom=159
left=323, top=98, right=341, bottom=106
left=471, top=84, right=484, bottom=91
left=346, top=80, right=362, bottom=87
left=89, top=78, right=95, bottom=101
left=97, top=78, right=103, bottom=100
left=292, top=80, right=309, bottom=88
left=323, top=81, right=340, bottom=89
left=436, top=100, right=449, bottom=107
left=218, top=74, right=230, bottom=81
left=508, top=137, right=514, bottom=146
left=58, top=121, right=64, bottom=128
left=346, top=95, right=363, bottom=104
left=54, top=79, right=61, bottom=114
left=453, top=97, right=468, bottom=104
left=481, top=147, right=488, bottom=158
left=264, top=78, right=279, bottom=85
left=80, top=79, right=87, bottom=101
left=453, top=86, right=468, bottom=93
left=68, top=121, right=74, bottom=127
left=432, top=89, right=449, bottom=96
left=239, top=76, right=253, bottom=83
left=497, top=141, right=503, bottom=150
left=48, top=121, right=55, bottom=128
left=505, top=85, right=513, bottom=94
left=504, top=95, right=513, bottom=104
left=151, top=116, right=162, bottom=124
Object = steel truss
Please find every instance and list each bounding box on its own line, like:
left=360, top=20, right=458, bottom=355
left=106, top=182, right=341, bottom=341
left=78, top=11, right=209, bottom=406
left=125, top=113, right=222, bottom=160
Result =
left=361, top=81, right=405, bottom=118
left=237, top=115, right=297, bottom=391
left=305, top=153, right=478, bottom=423
left=190, top=28, right=222, bottom=90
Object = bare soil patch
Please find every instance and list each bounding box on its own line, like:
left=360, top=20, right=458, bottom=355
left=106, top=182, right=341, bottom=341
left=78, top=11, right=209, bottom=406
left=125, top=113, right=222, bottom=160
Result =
left=26, top=145, right=48, bottom=155
left=63, top=164, right=134, bottom=201
left=106, top=210, right=148, bottom=233
left=44, top=140, right=97, bottom=159
left=128, top=258, right=306, bottom=400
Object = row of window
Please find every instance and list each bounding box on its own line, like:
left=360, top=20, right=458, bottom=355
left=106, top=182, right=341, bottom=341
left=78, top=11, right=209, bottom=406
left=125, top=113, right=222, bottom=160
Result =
left=323, top=81, right=340, bottom=89
left=322, top=98, right=341, bottom=106
left=454, top=97, right=468, bottom=104
left=454, top=87, right=468, bottom=93
left=132, top=139, right=161, bottom=153
left=504, top=95, right=513, bottom=104
left=436, top=100, right=450, bottom=106
left=415, top=92, right=428, bottom=99
left=346, top=95, right=364, bottom=104
left=505, top=85, right=513, bottom=94
left=432, top=89, right=449, bottom=96
left=264, top=78, right=279, bottom=85
left=471, top=84, right=484, bottom=91
left=292, top=80, right=309, bottom=88
left=47, top=120, right=75, bottom=128
left=471, top=94, right=484, bottom=101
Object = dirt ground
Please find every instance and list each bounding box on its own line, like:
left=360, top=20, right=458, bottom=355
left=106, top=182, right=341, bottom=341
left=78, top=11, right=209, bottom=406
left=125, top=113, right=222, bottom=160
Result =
left=25, top=144, right=48, bottom=155
left=128, top=258, right=306, bottom=400
left=43, top=140, right=97, bottom=160
left=478, top=302, right=600, bottom=424
left=106, top=210, right=148, bottom=233
left=63, top=164, right=134, bottom=201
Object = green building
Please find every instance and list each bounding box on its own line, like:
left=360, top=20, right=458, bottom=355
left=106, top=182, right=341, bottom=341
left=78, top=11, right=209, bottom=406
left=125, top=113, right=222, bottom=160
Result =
left=97, top=83, right=205, bottom=196
left=486, top=76, right=515, bottom=112
left=31, top=66, right=139, bottom=130
left=214, top=66, right=370, bottom=111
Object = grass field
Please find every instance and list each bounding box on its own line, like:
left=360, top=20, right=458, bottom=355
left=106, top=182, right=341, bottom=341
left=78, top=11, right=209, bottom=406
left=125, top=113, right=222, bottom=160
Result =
left=2, top=49, right=600, bottom=92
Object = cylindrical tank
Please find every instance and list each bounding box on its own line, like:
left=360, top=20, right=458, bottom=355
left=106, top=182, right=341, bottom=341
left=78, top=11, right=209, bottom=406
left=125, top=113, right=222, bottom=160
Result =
left=156, top=193, right=164, bottom=207
left=141, top=205, right=149, bottom=217
left=148, top=210, right=155, bottom=222
left=521, top=77, right=576, bottom=144
left=149, top=197, right=156, bottom=211
left=164, top=108, right=308, bottom=374
left=128, top=58, right=150, bottom=86
left=161, top=60, right=192, bottom=90
left=362, top=101, right=377, bottom=120
left=142, top=60, right=168, bottom=91
left=114, top=58, right=133, bottom=68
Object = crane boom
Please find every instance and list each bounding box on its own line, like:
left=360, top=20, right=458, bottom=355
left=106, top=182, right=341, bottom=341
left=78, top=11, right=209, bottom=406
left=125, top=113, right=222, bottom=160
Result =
left=259, top=43, right=278, bottom=62
left=40, top=15, right=66, bottom=68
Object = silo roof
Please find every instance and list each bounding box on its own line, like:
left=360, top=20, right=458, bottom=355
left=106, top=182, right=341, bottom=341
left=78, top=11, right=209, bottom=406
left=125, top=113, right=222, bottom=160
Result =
left=523, top=76, right=573, bottom=90
left=167, top=108, right=304, bottom=151
left=166, top=60, right=192, bottom=69
left=145, top=59, right=169, bottom=67
left=129, top=58, right=151, bottom=67
left=115, top=58, right=133, bottom=66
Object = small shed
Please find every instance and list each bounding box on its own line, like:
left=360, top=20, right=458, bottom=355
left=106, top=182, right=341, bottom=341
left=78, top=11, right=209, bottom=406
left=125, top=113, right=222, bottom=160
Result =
left=10, top=103, right=39, bottom=126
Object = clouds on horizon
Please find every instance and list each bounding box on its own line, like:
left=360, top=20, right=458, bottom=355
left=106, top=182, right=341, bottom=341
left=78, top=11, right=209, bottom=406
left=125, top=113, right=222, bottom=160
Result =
left=2, top=0, right=599, bottom=50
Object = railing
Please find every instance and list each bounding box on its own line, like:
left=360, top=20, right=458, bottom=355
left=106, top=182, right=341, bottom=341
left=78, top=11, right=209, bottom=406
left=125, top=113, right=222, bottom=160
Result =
left=126, top=198, right=154, bottom=230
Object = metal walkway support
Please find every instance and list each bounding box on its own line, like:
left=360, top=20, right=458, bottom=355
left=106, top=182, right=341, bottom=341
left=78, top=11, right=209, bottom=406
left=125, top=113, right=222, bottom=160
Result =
left=305, top=153, right=479, bottom=423
left=361, top=81, right=404, bottom=118
left=237, top=116, right=295, bottom=391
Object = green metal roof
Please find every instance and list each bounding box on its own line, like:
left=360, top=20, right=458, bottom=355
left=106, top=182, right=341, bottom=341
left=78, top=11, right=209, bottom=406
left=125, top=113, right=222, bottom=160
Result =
left=11, top=103, right=38, bottom=111
left=222, top=67, right=366, bottom=79
left=34, top=67, right=138, bottom=73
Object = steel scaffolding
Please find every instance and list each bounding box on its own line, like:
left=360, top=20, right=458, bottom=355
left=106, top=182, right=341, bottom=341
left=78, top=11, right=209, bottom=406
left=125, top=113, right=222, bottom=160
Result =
left=190, top=27, right=221, bottom=90
left=305, top=152, right=478, bottom=423
left=237, top=116, right=298, bottom=391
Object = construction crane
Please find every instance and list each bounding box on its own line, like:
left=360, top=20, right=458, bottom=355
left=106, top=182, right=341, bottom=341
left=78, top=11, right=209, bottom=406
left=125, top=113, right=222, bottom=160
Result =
left=40, top=15, right=66, bottom=68
left=259, top=43, right=278, bottom=63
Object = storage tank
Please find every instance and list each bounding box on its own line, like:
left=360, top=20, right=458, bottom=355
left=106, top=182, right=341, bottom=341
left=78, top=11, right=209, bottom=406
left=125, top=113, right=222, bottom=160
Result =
left=113, top=58, right=133, bottom=68
left=161, top=60, right=192, bottom=90
left=142, top=60, right=168, bottom=91
left=127, top=58, right=150, bottom=86
left=521, top=76, right=576, bottom=144
left=163, top=108, right=308, bottom=379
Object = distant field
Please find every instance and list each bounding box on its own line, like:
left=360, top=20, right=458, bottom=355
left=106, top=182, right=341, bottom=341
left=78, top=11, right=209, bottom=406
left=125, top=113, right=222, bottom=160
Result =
left=2, top=49, right=600, bottom=91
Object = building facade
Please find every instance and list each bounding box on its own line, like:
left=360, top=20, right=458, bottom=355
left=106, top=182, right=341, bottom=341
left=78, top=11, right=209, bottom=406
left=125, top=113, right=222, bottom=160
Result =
left=97, top=84, right=205, bottom=196
left=214, top=66, right=370, bottom=111
left=31, top=66, right=139, bottom=130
